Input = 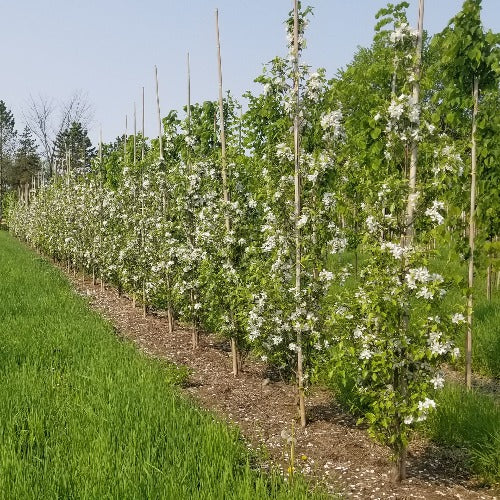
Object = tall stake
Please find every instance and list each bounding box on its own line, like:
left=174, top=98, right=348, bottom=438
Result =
left=100, top=126, right=105, bottom=292
left=155, top=66, right=164, bottom=161
left=216, top=9, right=239, bottom=376
left=124, top=115, right=128, bottom=159
left=394, top=0, right=424, bottom=483
left=466, top=76, right=479, bottom=391
left=94, top=126, right=103, bottom=287
left=187, top=52, right=191, bottom=131
left=133, top=102, right=137, bottom=166
left=293, top=0, right=306, bottom=428
left=186, top=51, right=197, bottom=345
left=405, top=0, right=424, bottom=240
left=142, top=87, right=145, bottom=161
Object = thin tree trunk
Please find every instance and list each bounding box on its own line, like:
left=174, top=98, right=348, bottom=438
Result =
left=394, top=0, right=424, bottom=481
left=486, top=236, right=493, bottom=300
left=216, top=8, right=239, bottom=377
left=466, top=76, right=479, bottom=391
left=392, top=447, right=407, bottom=483
left=191, top=290, right=199, bottom=348
left=486, top=263, right=492, bottom=300
left=166, top=273, right=174, bottom=334
left=292, top=0, right=306, bottom=429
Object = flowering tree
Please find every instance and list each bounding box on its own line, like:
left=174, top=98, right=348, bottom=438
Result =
left=243, top=2, right=347, bottom=427
left=327, top=3, right=463, bottom=482
left=433, top=0, right=500, bottom=388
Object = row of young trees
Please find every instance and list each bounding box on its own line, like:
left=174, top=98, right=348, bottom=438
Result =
left=6, top=0, right=499, bottom=482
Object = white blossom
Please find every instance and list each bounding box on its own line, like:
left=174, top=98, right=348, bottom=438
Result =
left=430, top=373, right=445, bottom=390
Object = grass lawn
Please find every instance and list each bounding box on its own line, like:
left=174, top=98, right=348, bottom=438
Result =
left=0, top=231, right=327, bottom=499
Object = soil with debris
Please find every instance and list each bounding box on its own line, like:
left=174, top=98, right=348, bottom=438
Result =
left=67, top=270, right=498, bottom=500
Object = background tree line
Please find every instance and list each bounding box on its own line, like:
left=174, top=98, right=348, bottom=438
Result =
left=0, top=93, right=94, bottom=220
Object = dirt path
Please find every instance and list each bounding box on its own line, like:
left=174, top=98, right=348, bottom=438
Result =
left=69, top=272, right=497, bottom=499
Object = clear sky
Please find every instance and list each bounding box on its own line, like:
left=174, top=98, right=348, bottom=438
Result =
left=2, top=1, right=499, bottom=145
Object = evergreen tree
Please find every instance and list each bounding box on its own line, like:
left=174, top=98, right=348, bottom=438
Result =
left=53, top=121, right=95, bottom=175
left=0, top=100, right=16, bottom=219
left=7, top=126, right=41, bottom=189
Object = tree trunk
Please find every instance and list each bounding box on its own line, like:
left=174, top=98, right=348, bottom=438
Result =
left=486, top=263, right=492, bottom=301
left=392, top=445, right=407, bottom=483
left=167, top=306, right=174, bottom=334
left=395, top=6, right=423, bottom=480
left=190, top=290, right=199, bottom=349
left=231, top=337, right=240, bottom=377
left=466, top=76, right=479, bottom=391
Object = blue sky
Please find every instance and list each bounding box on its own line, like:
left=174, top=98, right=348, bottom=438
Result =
left=2, top=1, right=499, bottom=144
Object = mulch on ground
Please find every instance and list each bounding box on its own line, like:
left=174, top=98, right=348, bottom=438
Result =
left=68, top=270, right=498, bottom=500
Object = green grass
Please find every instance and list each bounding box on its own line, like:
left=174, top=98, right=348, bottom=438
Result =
left=0, top=231, right=328, bottom=499
left=427, top=384, right=500, bottom=485
left=326, top=248, right=500, bottom=485
left=328, top=247, right=500, bottom=377
left=430, top=250, right=500, bottom=378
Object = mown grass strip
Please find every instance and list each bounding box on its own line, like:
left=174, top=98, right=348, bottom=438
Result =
left=0, top=231, right=328, bottom=499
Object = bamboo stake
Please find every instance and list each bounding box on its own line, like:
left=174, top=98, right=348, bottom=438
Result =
left=133, top=102, right=137, bottom=166
left=142, top=87, right=145, bottom=161
left=216, top=8, right=239, bottom=376
left=292, top=0, right=306, bottom=429
left=94, top=126, right=102, bottom=287
left=99, top=126, right=104, bottom=291
left=393, top=0, right=424, bottom=482
left=405, top=0, right=424, bottom=241
left=124, top=115, right=128, bottom=158
left=155, top=66, right=164, bottom=161
left=487, top=262, right=492, bottom=300
left=466, top=76, right=479, bottom=391
left=186, top=52, right=197, bottom=344
left=187, top=53, right=191, bottom=131
left=139, top=104, right=147, bottom=319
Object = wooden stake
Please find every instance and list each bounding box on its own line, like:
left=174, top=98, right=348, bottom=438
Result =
left=405, top=0, right=424, bottom=242
left=466, top=76, right=479, bottom=391
left=216, top=8, right=239, bottom=377
left=133, top=102, right=137, bottom=165
left=155, top=66, right=164, bottom=160
left=124, top=115, right=128, bottom=158
left=187, top=52, right=191, bottom=132
left=394, top=0, right=424, bottom=482
left=292, top=0, right=306, bottom=429
left=142, top=87, right=145, bottom=161
left=487, top=262, right=492, bottom=301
